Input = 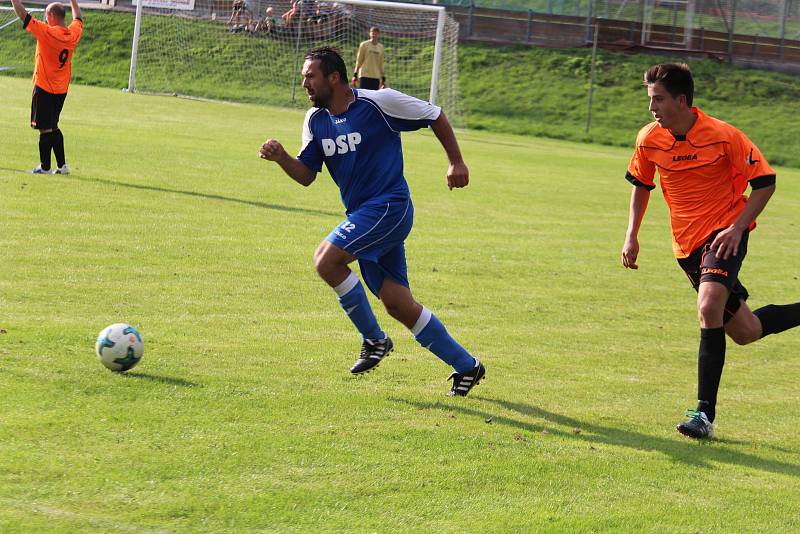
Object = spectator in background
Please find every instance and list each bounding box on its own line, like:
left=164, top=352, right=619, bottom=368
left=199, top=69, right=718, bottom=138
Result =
left=281, top=0, right=298, bottom=26
left=254, top=6, right=275, bottom=34
left=229, top=0, right=246, bottom=28
left=353, top=26, right=384, bottom=90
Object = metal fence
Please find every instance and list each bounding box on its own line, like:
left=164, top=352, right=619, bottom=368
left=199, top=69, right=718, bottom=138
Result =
left=440, top=0, right=800, bottom=68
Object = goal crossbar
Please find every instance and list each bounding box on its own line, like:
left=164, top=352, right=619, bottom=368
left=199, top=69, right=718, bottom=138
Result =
left=0, top=6, right=43, bottom=31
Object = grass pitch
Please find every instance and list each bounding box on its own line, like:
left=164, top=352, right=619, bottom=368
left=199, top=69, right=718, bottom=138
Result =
left=1, top=75, right=800, bottom=532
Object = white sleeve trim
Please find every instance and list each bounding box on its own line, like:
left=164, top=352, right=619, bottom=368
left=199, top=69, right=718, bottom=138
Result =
left=299, top=107, right=321, bottom=155
left=359, top=88, right=441, bottom=122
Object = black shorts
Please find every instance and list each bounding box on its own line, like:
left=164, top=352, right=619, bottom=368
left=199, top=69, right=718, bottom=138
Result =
left=31, top=85, right=67, bottom=130
left=358, top=77, right=380, bottom=90
left=677, top=229, right=750, bottom=322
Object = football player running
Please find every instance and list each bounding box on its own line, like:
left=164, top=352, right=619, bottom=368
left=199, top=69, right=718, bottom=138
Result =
left=259, top=47, right=485, bottom=396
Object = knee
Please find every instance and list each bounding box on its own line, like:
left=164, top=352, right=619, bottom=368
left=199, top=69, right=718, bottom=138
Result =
left=381, top=297, right=406, bottom=319
left=381, top=294, right=414, bottom=320
left=727, top=323, right=761, bottom=346
left=728, top=332, right=752, bottom=346
left=697, top=301, right=724, bottom=326
left=313, top=247, right=335, bottom=277
left=313, top=252, right=334, bottom=278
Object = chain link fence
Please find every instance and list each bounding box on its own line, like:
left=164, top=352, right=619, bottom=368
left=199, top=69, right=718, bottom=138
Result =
left=439, top=0, right=800, bottom=68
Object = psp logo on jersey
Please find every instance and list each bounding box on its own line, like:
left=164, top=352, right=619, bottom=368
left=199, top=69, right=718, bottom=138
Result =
left=322, top=133, right=362, bottom=156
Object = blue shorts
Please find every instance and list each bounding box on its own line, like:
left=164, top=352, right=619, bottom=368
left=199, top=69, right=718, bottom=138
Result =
left=326, top=198, right=414, bottom=296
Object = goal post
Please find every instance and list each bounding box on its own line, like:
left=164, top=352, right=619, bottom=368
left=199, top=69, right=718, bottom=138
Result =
left=0, top=5, right=44, bottom=71
left=126, top=0, right=460, bottom=116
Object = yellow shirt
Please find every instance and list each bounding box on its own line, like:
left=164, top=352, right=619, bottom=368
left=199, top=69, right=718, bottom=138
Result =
left=356, top=40, right=384, bottom=79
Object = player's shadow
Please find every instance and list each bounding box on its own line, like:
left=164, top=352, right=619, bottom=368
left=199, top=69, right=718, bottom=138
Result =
left=0, top=166, right=32, bottom=175
left=65, top=175, right=339, bottom=218
left=394, top=397, right=800, bottom=478
left=122, top=372, right=199, bottom=388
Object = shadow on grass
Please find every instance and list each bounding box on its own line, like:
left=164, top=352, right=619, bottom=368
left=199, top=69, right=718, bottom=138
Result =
left=0, top=166, right=33, bottom=175
left=393, top=396, right=800, bottom=478
left=64, top=175, right=339, bottom=218
left=123, top=372, right=199, bottom=388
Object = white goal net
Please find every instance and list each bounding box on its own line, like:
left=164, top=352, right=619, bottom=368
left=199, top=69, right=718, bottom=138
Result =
left=0, top=5, right=25, bottom=31
left=127, top=0, right=460, bottom=116
left=0, top=5, right=43, bottom=71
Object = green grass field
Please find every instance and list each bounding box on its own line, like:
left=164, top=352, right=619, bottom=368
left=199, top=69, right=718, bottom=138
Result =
left=2, top=75, right=800, bottom=532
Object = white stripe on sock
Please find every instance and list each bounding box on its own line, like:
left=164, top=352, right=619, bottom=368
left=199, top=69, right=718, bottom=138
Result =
left=333, top=272, right=360, bottom=297
left=410, top=307, right=433, bottom=337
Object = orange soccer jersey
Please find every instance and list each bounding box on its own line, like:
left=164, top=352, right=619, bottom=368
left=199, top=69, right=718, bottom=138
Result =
left=627, top=107, right=775, bottom=258
left=25, top=15, right=83, bottom=95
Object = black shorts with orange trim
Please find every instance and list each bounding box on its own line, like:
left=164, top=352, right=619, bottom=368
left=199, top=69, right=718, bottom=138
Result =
left=677, top=229, right=750, bottom=323
left=31, top=85, right=67, bottom=130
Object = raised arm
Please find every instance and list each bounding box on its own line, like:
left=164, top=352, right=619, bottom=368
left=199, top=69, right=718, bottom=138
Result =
left=70, top=0, right=82, bottom=20
left=10, top=0, right=27, bottom=22
left=621, top=185, right=651, bottom=269
left=259, top=139, right=316, bottom=187
left=429, top=111, right=468, bottom=190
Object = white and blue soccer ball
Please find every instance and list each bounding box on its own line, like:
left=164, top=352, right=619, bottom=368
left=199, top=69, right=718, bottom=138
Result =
left=95, top=323, right=144, bottom=372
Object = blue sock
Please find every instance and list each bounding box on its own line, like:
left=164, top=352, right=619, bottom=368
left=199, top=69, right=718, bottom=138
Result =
left=412, top=307, right=476, bottom=373
left=334, top=272, right=384, bottom=340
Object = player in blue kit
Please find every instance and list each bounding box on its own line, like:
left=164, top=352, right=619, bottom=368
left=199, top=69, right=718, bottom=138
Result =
left=259, top=47, right=485, bottom=396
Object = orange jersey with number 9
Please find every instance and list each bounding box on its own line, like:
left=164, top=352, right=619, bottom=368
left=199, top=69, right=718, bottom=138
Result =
left=25, top=15, right=83, bottom=94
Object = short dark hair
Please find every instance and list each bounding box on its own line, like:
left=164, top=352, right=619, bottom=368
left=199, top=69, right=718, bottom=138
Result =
left=370, top=26, right=380, bottom=32
left=48, top=3, right=66, bottom=20
left=305, top=47, right=348, bottom=84
left=644, top=63, right=694, bottom=106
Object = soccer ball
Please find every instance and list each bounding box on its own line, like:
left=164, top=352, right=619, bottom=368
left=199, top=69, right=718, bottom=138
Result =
left=95, top=323, right=144, bottom=372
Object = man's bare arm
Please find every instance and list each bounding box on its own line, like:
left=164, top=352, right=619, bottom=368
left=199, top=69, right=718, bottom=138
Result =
left=429, top=111, right=468, bottom=190
left=70, top=0, right=82, bottom=20
left=10, top=0, right=27, bottom=22
left=712, top=183, right=775, bottom=260
left=259, top=139, right=316, bottom=186
left=621, top=185, right=651, bottom=269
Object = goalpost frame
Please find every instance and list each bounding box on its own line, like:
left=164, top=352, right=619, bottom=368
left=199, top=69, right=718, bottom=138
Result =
left=125, top=0, right=448, bottom=105
left=0, top=6, right=44, bottom=31
left=1, top=6, right=44, bottom=71
left=126, top=0, right=144, bottom=93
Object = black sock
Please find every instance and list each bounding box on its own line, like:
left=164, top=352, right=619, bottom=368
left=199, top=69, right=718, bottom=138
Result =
left=697, top=327, right=725, bottom=423
left=38, top=132, right=54, bottom=170
left=754, top=302, right=800, bottom=338
left=51, top=128, right=66, bottom=168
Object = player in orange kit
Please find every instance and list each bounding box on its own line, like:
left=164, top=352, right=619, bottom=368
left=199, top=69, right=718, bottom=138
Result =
left=621, top=63, right=800, bottom=439
left=10, top=0, right=83, bottom=174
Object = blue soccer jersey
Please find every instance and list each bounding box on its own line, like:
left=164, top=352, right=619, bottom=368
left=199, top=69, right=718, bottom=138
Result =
left=297, top=88, right=441, bottom=213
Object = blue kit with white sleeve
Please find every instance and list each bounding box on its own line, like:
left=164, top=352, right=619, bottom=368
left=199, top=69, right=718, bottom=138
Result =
left=297, top=88, right=438, bottom=295
left=297, top=87, right=481, bottom=379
